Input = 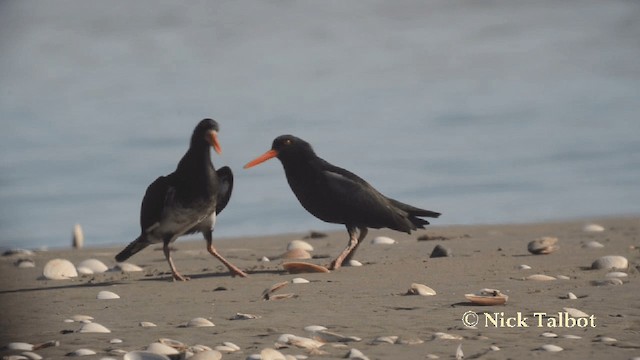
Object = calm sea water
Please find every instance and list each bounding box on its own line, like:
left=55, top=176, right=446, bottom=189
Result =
left=1, top=1, right=639, bottom=250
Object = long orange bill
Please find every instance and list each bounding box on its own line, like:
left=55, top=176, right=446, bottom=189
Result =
left=207, top=130, right=222, bottom=154
left=243, top=149, right=278, bottom=169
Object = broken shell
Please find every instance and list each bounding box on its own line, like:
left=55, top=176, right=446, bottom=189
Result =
left=396, top=338, right=424, bottom=345
left=464, top=289, right=508, bottom=305
left=596, top=336, right=617, bottom=342
left=347, top=260, right=362, bottom=267
left=287, top=239, right=314, bottom=251
left=583, top=224, right=605, bottom=232
left=78, top=322, right=111, bottom=333
left=185, top=317, right=215, bottom=327
left=556, top=275, right=570, bottom=280
left=97, top=290, right=120, bottom=300
left=282, top=262, right=330, bottom=274
left=591, top=255, right=628, bottom=270
left=291, top=277, right=310, bottom=284
left=223, top=342, right=241, bottom=351
left=113, top=262, right=144, bottom=272
left=527, top=236, right=559, bottom=255
left=563, top=307, right=589, bottom=317
left=215, top=342, right=240, bottom=353
left=231, top=312, right=261, bottom=320
left=146, top=342, right=179, bottom=355
left=371, top=236, right=396, bottom=245
left=566, top=292, right=578, bottom=300
left=66, top=348, right=97, bottom=356
left=72, top=224, right=84, bottom=249
left=347, top=348, right=370, bottom=360
left=188, top=350, right=222, bottom=360
left=262, top=281, right=289, bottom=300
left=139, top=321, right=157, bottom=327
left=22, top=352, right=43, bottom=360
left=6, top=343, right=34, bottom=351
left=281, top=248, right=312, bottom=260
left=490, top=345, right=500, bottom=351
left=583, top=240, right=604, bottom=249
left=540, top=344, right=563, bottom=352
left=605, top=271, right=628, bottom=278
left=124, top=352, right=170, bottom=360
left=278, top=334, right=324, bottom=350
left=406, top=283, right=436, bottom=296
left=77, top=259, right=109, bottom=273
left=43, top=259, right=78, bottom=280
left=260, top=348, right=287, bottom=360
left=456, top=344, right=464, bottom=360
left=525, top=274, right=556, bottom=281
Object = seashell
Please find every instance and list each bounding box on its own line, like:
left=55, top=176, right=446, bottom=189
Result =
left=262, top=281, right=289, bottom=300
left=430, top=244, right=452, bottom=258
left=433, top=332, right=463, bottom=340
left=287, top=239, right=314, bottom=251
left=527, top=236, right=559, bottom=255
left=109, top=349, right=128, bottom=356
left=77, top=259, right=109, bottom=273
left=605, top=271, right=628, bottom=278
left=113, top=262, right=144, bottom=272
left=6, top=343, right=34, bottom=351
left=21, top=352, right=43, bottom=360
left=348, top=348, right=370, bottom=360
left=396, top=338, right=424, bottom=345
left=347, top=260, right=362, bottom=267
left=72, top=223, right=84, bottom=249
left=593, top=278, right=624, bottom=286
left=517, top=264, right=532, bottom=270
left=16, top=259, right=36, bottom=268
left=231, top=312, right=261, bottom=320
left=43, top=259, right=78, bottom=280
left=490, top=345, right=500, bottom=351
left=260, top=256, right=271, bottom=262
left=591, top=255, right=628, bottom=270
left=280, top=248, right=312, bottom=260
left=32, top=340, right=59, bottom=350
left=76, top=266, right=94, bottom=275
left=541, top=332, right=558, bottom=338
left=215, top=345, right=237, bottom=353
left=425, top=355, right=439, bottom=359
left=464, top=289, right=508, bottom=305
left=371, top=236, right=396, bottom=245
left=66, top=348, right=97, bottom=356
left=246, top=355, right=262, bottom=360
left=124, top=351, right=171, bottom=360
left=222, top=342, right=241, bottom=351
left=110, top=339, right=123, bottom=344
left=146, top=342, right=179, bottom=355
left=97, top=290, right=120, bottom=300
left=282, top=262, right=330, bottom=274
left=78, top=322, right=111, bottom=333
left=583, top=240, right=604, bottom=249
left=140, top=321, right=157, bottom=327
left=188, top=350, right=222, bottom=360
left=312, top=329, right=361, bottom=343
left=525, top=274, right=556, bottom=281
left=596, top=336, right=617, bottom=342
left=185, top=317, right=215, bottom=327
left=291, top=277, right=310, bottom=284
left=3, top=248, right=35, bottom=256
left=304, top=325, right=328, bottom=332
left=268, top=293, right=296, bottom=300
left=556, top=275, right=570, bottom=280
left=406, top=283, right=436, bottom=296
left=562, top=334, right=582, bottom=339
left=583, top=224, right=605, bottom=232
left=279, top=335, right=324, bottom=350
left=373, top=336, right=398, bottom=344
left=540, top=344, right=563, bottom=352
left=260, top=347, right=287, bottom=360
left=189, top=345, right=213, bottom=353
left=70, top=314, right=94, bottom=322
left=456, top=344, right=463, bottom=360
left=566, top=292, right=578, bottom=300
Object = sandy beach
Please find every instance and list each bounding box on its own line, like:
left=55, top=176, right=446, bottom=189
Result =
left=1, top=216, right=639, bottom=359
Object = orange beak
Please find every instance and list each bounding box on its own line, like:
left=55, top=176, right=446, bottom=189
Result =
left=207, top=130, right=222, bottom=154
left=243, top=149, right=278, bottom=169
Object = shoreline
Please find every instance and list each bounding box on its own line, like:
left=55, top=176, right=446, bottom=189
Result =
left=1, top=216, right=639, bottom=359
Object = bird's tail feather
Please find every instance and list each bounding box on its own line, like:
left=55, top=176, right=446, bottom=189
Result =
left=115, top=236, right=150, bottom=262
left=388, top=198, right=441, bottom=218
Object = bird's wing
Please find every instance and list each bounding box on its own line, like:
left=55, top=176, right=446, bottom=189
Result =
left=215, top=166, right=234, bottom=215
left=139, top=174, right=175, bottom=231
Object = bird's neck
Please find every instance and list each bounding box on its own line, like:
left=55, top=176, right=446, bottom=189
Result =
left=177, top=146, right=215, bottom=178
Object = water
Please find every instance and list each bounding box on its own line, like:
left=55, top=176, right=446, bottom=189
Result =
left=1, top=0, right=639, bottom=250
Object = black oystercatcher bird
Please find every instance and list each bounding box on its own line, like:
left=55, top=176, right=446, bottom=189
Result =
left=116, top=119, right=247, bottom=280
left=244, top=135, right=441, bottom=269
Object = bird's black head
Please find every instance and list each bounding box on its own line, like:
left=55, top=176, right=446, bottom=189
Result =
left=191, top=118, right=222, bottom=154
left=244, top=134, right=315, bottom=169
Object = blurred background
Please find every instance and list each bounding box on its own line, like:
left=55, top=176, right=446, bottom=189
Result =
left=1, top=0, right=639, bottom=250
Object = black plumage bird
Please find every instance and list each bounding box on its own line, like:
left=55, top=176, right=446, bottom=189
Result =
left=116, top=119, right=247, bottom=280
left=244, top=135, right=441, bottom=269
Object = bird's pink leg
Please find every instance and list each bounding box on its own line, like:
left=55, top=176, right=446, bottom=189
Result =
left=330, top=226, right=365, bottom=270
left=206, top=237, right=248, bottom=278
left=163, top=241, right=190, bottom=281
left=344, top=227, right=368, bottom=263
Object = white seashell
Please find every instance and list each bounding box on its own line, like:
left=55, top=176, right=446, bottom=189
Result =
left=407, top=283, right=436, bottom=296
left=260, top=347, right=287, bottom=360
left=16, top=259, right=36, bottom=268
left=280, top=248, right=312, bottom=260
left=563, top=307, right=589, bottom=317
left=140, top=322, right=157, bottom=327
left=371, top=236, right=396, bottom=245
left=6, top=343, right=34, bottom=351
left=67, top=349, right=97, bottom=356
left=583, top=224, right=605, bottom=232
left=222, top=342, right=241, bottom=351
left=526, top=274, right=556, bottom=281
left=231, top=313, right=261, bottom=320
left=541, top=332, right=557, bottom=338
left=146, top=343, right=179, bottom=355
left=76, top=266, right=94, bottom=275
left=347, top=260, right=362, bottom=267
left=583, top=240, right=604, bottom=249
left=97, top=290, right=120, bottom=300
left=78, top=322, right=111, bottom=333
left=373, top=336, right=398, bottom=344
left=596, top=336, right=617, bottom=342
left=517, top=264, right=532, bottom=270
left=527, top=237, right=559, bottom=255
left=433, top=332, right=463, bottom=340
left=304, top=325, right=328, bottom=332
left=110, top=339, right=123, bottom=344
left=109, top=349, right=128, bottom=356
left=72, top=224, right=84, bottom=249
left=246, top=355, right=262, bottom=360
left=426, top=354, right=439, bottom=359
left=287, top=240, right=314, bottom=251
left=567, top=292, right=578, bottom=300
left=71, top=315, right=94, bottom=322
left=562, top=334, right=582, bottom=339
left=347, top=348, right=370, bottom=360
left=189, top=345, right=212, bottom=353
left=291, top=277, right=310, bottom=284
left=456, top=344, right=463, bottom=360
left=540, top=344, right=563, bottom=352
left=21, top=352, right=43, bottom=360
left=124, top=351, right=171, bottom=360
left=396, top=338, right=423, bottom=345
left=605, top=271, right=628, bottom=278
left=594, top=278, right=624, bottom=286
left=186, top=317, right=215, bottom=327
left=490, top=345, right=500, bottom=351
left=43, top=259, right=78, bottom=280
left=188, top=350, right=222, bottom=360
left=312, top=330, right=361, bottom=343
left=591, top=255, right=628, bottom=270
left=77, top=259, right=109, bottom=273
left=114, top=262, right=144, bottom=272
left=464, top=288, right=508, bottom=305
left=261, top=256, right=270, bottom=262
left=215, top=345, right=237, bottom=353
left=556, top=275, right=570, bottom=280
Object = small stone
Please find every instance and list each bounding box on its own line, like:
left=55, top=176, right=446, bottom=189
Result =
left=591, top=255, right=628, bottom=270
left=528, top=237, right=559, bottom=255
left=347, top=260, right=363, bottom=267
left=430, top=244, right=452, bottom=258
left=291, top=277, right=310, bottom=284
left=583, top=240, right=605, bottom=249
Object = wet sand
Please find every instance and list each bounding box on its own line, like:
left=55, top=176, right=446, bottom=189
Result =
left=1, top=216, right=639, bottom=359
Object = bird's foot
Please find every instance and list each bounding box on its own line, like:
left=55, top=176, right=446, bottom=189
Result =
left=328, top=259, right=342, bottom=271
left=229, top=266, right=249, bottom=278
left=172, top=273, right=191, bottom=281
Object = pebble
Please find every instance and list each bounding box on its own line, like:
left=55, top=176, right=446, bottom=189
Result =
left=591, top=255, right=628, bottom=270
left=527, top=236, right=559, bottom=255
left=525, top=274, right=556, bottom=281
left=583, top=224, right=605, bottom=232
left=97, top=291, right=120, bottom=300
left=43, top=259, right=78, bottom=280
left=540, top=344, right=563, bottom=352
left=185, top=317, right=215, bottom=327
left=406, top=283, right=437, bottom=296
left=287, top=239, right=314, bottom=251
left=77, top=259, right=109, bottom=273
left=78, top=322, right=111, bottom=333
left=371, top=236, right=397, bottom=245
left=430, top=244, right=452, bottom=258
left=583, top=240, right=605, bottom=249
